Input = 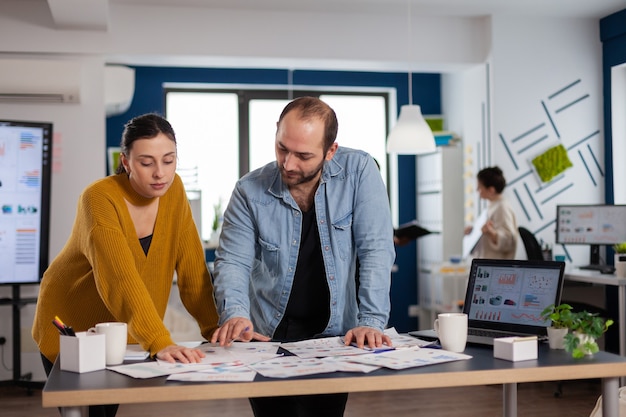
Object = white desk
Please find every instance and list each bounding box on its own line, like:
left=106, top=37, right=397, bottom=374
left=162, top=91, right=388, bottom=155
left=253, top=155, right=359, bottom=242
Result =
left=564, top=269, right=626, bottom=357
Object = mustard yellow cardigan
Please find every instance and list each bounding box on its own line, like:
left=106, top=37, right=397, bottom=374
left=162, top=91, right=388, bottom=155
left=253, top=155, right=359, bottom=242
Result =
left=32, top=173, right=218, bottom=362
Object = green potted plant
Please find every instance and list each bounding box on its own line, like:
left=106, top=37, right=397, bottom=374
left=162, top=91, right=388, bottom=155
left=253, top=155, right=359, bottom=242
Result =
left=540, top=303, right=573, bottom=349
left=614, top=242, right=626, bottom=277
left=208, top=199, right=223, bottom=248
left=211, top=199, right=223, bottom=233
left=564, top=310, right=614, bottom=358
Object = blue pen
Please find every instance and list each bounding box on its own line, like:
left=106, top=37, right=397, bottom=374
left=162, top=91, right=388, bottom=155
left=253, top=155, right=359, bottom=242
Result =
left=371, top=346, right=396, bottom=354
left=228, top=326, right=251, bottom=344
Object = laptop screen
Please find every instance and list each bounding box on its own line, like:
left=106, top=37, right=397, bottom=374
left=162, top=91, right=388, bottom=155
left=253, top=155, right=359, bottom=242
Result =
left=463, top=258, right=566, bottom=336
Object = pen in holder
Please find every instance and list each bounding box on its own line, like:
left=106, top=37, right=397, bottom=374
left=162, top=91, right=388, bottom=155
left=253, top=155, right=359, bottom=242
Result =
left=59, top=332, right=106, bottom=373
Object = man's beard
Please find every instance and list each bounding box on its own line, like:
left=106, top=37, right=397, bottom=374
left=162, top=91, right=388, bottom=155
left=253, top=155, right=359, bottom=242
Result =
left=280, top=159, right=324, bottom=187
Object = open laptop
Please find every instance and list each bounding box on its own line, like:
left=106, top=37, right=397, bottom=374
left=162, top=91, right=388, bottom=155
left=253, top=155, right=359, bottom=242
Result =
left=410, top=258, right=566, bottom=346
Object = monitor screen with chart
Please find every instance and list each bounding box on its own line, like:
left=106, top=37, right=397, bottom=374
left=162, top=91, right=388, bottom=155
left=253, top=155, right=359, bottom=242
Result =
left=0, top=120, right=52, bottom=285
left=555, top=204, right=626, bottom=270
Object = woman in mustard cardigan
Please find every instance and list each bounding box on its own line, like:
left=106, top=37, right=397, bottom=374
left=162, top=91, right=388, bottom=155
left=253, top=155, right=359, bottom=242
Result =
left=32, top=113, right=218, bottom=416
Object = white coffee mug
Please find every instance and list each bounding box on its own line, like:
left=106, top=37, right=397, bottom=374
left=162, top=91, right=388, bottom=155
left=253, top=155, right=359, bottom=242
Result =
left=434, top=313, right=468, bottom=352
left=88, top=322, right=127, bottom=365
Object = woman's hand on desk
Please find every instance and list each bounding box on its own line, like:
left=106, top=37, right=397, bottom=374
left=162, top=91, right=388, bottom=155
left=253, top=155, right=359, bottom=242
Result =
left=156, top=345, right=206, bottom=364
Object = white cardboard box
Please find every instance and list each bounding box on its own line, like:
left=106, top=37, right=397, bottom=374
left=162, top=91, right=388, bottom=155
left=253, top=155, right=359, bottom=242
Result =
left=493, top=336, right=538, bottom=362
left=60, top=332, right=106, bottom=373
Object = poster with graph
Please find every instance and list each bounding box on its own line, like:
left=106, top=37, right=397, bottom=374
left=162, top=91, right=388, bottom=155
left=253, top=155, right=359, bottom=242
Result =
left=0, top=120, right=52, bottom=285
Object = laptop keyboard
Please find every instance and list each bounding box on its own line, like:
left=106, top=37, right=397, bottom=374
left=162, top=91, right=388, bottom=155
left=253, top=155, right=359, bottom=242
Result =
left=468, top=328, right=514, bottom=338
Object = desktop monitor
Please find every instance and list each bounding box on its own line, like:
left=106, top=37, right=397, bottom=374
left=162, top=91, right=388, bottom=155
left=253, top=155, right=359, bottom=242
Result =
left=0, top=119, right=52, bottom=285
left=555, top=204, right=626, bottom=270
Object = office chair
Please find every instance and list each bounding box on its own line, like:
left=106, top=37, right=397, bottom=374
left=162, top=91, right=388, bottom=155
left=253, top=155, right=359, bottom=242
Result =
left=518, top=227, right=544, bottom=261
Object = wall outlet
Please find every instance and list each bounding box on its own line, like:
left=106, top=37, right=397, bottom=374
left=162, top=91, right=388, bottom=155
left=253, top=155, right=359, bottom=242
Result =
left=0, top=336, right=6, bottom=345
left=408, top=305, right=420, bottom=317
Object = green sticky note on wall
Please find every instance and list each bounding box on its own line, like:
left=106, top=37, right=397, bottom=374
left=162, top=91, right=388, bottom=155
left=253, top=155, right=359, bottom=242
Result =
left=531, top=144, right=573, bottom=183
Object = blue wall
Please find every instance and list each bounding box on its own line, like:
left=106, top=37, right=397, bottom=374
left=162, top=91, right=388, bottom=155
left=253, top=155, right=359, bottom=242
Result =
left=599, top=8, right=626, bottom=352
left=106, top=66, right=441, bottom=333
left=600, top=8, right=626, bottom=205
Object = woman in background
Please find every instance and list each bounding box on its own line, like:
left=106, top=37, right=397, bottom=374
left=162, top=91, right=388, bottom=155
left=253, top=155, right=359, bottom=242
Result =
left=466, top=166, right=518, bottom=259
left=32, top=113, right=218, bottom=417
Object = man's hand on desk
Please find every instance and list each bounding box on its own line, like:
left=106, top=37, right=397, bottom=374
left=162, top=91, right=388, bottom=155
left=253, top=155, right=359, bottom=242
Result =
left=210, top=317, right=271, bottom=346
left=344, top=326, right=392, bottom=349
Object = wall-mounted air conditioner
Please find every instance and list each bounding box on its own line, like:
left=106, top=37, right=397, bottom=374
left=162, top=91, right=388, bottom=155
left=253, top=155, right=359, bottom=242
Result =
left=105, top=65, right=135, bottom=117
left=0, top=58, right=81, bottom=103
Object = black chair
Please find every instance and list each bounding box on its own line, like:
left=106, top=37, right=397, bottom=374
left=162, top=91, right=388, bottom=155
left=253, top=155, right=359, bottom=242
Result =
left=518, top=226, right=544, bottom=261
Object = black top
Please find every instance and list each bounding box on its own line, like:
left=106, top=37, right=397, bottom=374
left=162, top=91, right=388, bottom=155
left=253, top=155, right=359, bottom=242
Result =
left=278, top=205, right=330, bottom=340
left=139, top=234, right=153, bottom=255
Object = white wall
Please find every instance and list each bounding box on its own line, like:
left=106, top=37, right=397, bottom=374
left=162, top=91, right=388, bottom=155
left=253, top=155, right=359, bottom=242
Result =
left=487, top=16, right=604, bottom=265
left=0, top=56, right=106, bottom=382
left=442, top=62, right=491, bottom=228
left=0, top=0, right=489, bottom=72
left=437, top=16, right=605, bottom=265
left=612, top=63, right=626, bottom=204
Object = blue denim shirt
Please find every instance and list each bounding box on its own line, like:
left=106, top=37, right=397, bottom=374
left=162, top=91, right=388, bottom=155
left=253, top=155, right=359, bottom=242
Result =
left=213, top=147, right=395, bottom=338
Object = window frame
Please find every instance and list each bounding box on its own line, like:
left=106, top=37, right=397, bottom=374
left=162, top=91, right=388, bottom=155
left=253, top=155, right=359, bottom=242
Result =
left=164, top=85, right=392, bottom=181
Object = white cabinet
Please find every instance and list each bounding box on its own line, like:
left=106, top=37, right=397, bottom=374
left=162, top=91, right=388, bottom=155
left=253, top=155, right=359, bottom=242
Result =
left=415, top=145, right=464, bottom=329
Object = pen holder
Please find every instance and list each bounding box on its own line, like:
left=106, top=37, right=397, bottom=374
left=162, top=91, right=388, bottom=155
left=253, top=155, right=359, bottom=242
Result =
left=60, top=332, right=106, bottom=373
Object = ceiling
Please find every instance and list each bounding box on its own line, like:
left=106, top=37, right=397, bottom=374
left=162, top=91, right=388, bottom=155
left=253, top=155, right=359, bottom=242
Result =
left=108, top=0, right=625, bottom=18
left=44, top=0, right=626, bottom=31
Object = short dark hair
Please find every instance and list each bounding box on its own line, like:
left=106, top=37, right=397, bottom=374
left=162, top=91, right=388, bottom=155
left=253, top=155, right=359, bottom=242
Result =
left=277, top=96, right=338, bottom=153
left=115, top=113, right=176, bottom=174
left=477, top=166, right=506, bottom=194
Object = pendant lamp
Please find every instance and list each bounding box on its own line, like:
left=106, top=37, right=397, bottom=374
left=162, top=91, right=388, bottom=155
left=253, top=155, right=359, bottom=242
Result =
left=386, top=104, right=436, bottom=154
left=386, top=0, right=437, bottom=155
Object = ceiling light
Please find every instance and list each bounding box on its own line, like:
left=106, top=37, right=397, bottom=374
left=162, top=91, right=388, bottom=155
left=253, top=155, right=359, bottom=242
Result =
left=387, top=104, right=436, bottom=154
left=386, top=0, right=437, bottom=155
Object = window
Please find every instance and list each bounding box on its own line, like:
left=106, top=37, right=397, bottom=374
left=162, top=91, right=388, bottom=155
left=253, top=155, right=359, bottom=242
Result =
left=166, top=87, right=390, bottom=241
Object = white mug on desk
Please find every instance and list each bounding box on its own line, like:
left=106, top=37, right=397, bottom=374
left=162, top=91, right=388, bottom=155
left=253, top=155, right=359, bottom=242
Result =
left=88, top=322, right=127, bottom=365
left=434, top=313, right=468, bottom=352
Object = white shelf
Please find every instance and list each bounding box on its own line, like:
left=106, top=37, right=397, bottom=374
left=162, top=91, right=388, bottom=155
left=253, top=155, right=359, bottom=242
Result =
left=416, top=145, right=464, bottom=329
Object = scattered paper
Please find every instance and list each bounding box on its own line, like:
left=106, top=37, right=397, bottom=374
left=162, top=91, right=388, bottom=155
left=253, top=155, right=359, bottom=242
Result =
left=320, top=356, right=380, bottom=373
left=346, top=347, right=472, bottom=370
left=108, top=361, right=212, bottom=378
left=196, top=342, right=282, bottom=365
left=281, top=337, right=366, bottom=359
left=463, top=209, right=488, bottom=258
left=248, top=356, right=338, bottom=378
left=107, top=332, right=469, bottom=380
left=167, top=361, right=256, bottom=382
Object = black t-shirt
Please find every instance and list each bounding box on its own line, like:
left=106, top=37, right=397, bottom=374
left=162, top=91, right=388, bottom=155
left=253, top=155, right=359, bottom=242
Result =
left=278, top=205, right=330, bottom=339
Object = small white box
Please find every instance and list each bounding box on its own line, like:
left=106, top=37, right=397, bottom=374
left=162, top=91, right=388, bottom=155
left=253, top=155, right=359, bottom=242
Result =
left=60, top=332, right=106, bottom=373
left=493, top=336, right=538, bottom=362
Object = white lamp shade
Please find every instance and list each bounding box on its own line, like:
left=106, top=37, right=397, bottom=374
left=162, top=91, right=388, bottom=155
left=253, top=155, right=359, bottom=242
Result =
left=386, top=104, right=437, bottom=155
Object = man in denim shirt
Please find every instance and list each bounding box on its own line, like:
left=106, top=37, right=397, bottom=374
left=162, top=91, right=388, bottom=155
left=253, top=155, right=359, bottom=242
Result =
left=211, top=96, right=395, bottom=417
